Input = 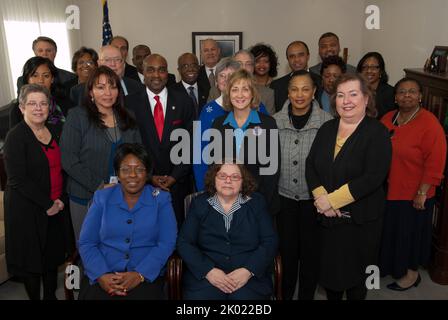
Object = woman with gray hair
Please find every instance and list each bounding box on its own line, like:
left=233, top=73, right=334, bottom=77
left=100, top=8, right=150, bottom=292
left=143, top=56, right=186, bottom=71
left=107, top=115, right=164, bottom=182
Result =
left=4, top=84, right=74, bottom=300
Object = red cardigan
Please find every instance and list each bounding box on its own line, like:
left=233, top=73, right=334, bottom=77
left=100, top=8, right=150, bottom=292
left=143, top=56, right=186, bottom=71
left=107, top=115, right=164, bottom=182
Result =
left=381, top=108, right=447, bottom=200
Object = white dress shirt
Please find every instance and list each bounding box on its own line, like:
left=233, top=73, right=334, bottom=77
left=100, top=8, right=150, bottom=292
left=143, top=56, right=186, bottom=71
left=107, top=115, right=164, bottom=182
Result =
left=146, top=87, right=168, bottom=115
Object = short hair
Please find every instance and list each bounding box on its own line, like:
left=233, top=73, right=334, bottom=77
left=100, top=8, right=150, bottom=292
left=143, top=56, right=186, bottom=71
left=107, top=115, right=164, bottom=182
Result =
left=223, top=69, right=260, bottom=111
left=84, top=65, right=136, bottom=130
left=289, top=70, right=316, bottom=88
left=200, top=38, right=219, bottom=51
left=215, top=57, right=241, bottom=77
left=331, top=73, right=377, bottom=118
left=204, top=161, right=257, bottom=197
left=132, top=44, right=151, bottom=56
left=319, top=32, right=339, bottom=43
left=111, top=35, right=129, bottom=49
left=71, top=47, right=99, bottom=72
left=286, top=41, right=310, bottom=57
left=393, top=77, right=423, bottom=96
left=356, top=51, right=389, bottom=84
left=113, top=143, right=152, bottom=181
left=320, top=55, right=347, bottom=75
left=18, top=83, right=50, bottom=106
left=249, top=43, right=278, bottom=78
left=233, top=49, right=255, bottom=64
left=32, top=36, right=57, bottom=52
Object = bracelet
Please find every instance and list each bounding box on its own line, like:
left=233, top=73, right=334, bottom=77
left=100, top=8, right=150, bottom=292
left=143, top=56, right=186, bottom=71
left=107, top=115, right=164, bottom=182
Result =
left=417, top=190, right=427, bottom=196
left=137, top=272, right=145, bottom=283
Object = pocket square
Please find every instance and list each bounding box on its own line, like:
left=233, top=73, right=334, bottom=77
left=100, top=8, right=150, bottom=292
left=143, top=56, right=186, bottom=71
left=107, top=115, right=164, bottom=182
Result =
left=172, top=119, right=183, bottom=125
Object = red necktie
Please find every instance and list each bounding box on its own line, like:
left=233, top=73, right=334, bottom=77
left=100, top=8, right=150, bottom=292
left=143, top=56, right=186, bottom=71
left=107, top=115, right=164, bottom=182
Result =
left=153, top=95, right=164, bottom=141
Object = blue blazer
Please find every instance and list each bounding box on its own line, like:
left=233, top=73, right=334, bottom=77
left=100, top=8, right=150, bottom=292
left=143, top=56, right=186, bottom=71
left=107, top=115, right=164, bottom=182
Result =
left=176, top=192, right=278, bottom=296
left=79, top=184, right=177, bottom=283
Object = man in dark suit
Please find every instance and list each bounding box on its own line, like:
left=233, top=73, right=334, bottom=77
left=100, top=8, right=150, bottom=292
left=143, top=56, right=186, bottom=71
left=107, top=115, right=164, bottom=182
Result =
left=16, top=36, right=76, bottom=95
left=111, top=36, right=140, bottom=82
left=69, top=45, right=143, bottom=106
left=197, top=39, right=221, bottom=102
left=171, top=52, right=207, bottom=118
left=270, top=41, right=322, bottom=112
left=127, top=54, right=194, bottom=224
left=131, top=44, right=176, bottom=87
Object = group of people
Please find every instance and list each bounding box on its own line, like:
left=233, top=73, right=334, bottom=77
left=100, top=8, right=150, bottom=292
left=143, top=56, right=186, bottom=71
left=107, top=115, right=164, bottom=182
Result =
left=1, top=31, right=446, bottom=300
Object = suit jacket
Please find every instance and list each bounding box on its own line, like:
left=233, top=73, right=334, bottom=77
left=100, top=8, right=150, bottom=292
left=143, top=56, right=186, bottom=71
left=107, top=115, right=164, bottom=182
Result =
left=60, top=106, right=142, bottom=200
left=170, top=81, right=208, bottom=118
left=176, top=192, right=278, bottom=295
left=17, top=67, right=76, bottom=95
left=212, top=112, right=280, bottom=215
left=127, top=88, right=194, bottom=181
left=375, top=82, right=396, bottom=119
left=69, top=76, right=144, bottom=107
left=124, top=63, right=140, bottom=82
left=197, top=65, right=212, bottom=102
left=256, top=84, right=275, bottom=115
left=270, top=72, right=322, bottom=112
left=4, top=122, right=74, bottom=274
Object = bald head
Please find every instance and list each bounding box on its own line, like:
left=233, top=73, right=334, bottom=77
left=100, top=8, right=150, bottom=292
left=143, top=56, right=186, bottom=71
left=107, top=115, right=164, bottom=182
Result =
left=178, top=53, right=199, bottom=85
left=200, top=39, right=221, bottom=68
left=99, top=45, right=125, bottom=77
left=143, top=54, right=168, bottom=94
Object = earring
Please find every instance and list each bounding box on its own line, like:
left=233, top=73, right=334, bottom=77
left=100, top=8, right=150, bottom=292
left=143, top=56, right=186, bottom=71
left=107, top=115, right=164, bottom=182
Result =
left=91, top=97, right=95, bottom=103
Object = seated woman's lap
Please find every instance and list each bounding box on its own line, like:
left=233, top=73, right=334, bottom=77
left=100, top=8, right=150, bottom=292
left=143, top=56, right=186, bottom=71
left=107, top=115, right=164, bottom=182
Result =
left=184, top=285, right=270, bottom=300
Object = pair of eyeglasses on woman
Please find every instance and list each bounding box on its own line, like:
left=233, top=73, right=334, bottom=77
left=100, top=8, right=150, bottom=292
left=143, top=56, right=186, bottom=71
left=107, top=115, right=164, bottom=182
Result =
left=216, top=173, right=242, bottom=181
left=119, top=166, right=147, bottom=175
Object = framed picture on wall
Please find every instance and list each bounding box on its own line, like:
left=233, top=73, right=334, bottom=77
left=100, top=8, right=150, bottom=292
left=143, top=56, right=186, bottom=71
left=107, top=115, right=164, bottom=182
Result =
left=192, top=32, right=243, bottom=64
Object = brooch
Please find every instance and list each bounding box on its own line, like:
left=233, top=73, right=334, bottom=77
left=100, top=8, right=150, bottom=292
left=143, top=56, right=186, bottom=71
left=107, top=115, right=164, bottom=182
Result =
left=152, top=188, right=160, bottom=197
left=252, top=126, right=263, bottom=136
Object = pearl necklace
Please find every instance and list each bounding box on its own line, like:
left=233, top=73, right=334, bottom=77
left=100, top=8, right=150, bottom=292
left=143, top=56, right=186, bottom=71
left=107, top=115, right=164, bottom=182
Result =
left=393, top=107, right=420, bottom=126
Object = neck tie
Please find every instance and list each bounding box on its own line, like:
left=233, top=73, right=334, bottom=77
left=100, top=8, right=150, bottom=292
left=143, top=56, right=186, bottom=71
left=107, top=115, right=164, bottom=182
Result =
left=188, top=86, right=198, bottom=114
left=153, top=95, right=164, bottom=141
left=208, top=69, right=215, bottom=87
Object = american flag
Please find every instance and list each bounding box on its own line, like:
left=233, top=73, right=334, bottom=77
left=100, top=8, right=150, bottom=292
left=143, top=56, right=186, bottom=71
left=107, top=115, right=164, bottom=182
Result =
left=102, top=0, right=113, bottom=45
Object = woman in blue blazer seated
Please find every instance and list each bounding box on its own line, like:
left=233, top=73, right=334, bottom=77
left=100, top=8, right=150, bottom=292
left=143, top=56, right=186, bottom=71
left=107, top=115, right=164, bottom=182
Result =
left=177, top=161, right=278, bottom=300
left=78, top=143, right=177, bottom=300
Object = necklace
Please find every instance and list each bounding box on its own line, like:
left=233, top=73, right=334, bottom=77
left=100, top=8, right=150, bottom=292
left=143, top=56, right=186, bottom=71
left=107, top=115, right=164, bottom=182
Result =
left=393, top=107, right=420, bottom=126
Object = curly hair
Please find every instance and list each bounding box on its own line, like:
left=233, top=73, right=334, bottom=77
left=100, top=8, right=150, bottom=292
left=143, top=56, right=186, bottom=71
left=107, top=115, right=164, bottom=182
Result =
left=204, top=161, right=257, bottom=197
left=250, top=43, right=279, bottom=78
left=71, top=46, right=99, bottom=72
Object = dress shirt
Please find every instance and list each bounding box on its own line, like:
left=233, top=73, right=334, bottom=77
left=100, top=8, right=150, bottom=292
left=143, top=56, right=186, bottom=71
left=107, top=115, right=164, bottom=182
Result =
left=182, top=81, right=198, bottom=101
left=146, top=87, right=168, bottom=115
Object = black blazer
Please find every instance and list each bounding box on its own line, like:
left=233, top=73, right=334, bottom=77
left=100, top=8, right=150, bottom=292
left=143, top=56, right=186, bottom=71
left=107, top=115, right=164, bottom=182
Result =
left=3, top=122, right=74, bottom=274
left=270, top=72, right=322, bottom=112
left=306, top=116, right=392, bottom=225
left=127, top=88, right=194, bottom=181
left=375, top=82, right=396, bottom=119
left=196, top=65, right=211, bottom=101
left=69, top=76, right=144, bottom=107
left=212, top=112, right=280, bottom=215
left=170, top=81, right=208, bottom=118
left=124, top=63, right=140, bottom=82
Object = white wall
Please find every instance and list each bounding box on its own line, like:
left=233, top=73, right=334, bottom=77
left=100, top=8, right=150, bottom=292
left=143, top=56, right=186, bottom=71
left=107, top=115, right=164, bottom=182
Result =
left=362, top=0, right=448, bottom=84
left=74, top=0, right=365, bottom=79
left=74, top=0, right=448, bottom=84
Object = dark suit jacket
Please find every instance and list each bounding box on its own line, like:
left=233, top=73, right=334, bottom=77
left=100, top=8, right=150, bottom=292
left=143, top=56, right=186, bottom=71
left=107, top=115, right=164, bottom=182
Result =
left=124, top=63, right=140, bottom=82
left=375, top=82, right=396, bottom=119
left=270, top=72, right=322, bottom=112
left=197, top=65, right=212, bottom=102
left=127, top=88, right=194, bottom=180
left=170, top=81, right=208, bottom=118
left=17, top=67, right=76, bottom=95
left=212, top=112, right=280, bottom=215
left=4, top=122, right=74, bottom=274
left=69, top=76, right=144, bottom=107
left=176, top=192, right=278, bottom=296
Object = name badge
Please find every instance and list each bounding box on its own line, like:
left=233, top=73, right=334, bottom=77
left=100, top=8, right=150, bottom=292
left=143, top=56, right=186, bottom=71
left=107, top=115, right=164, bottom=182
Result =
left=109, top=176, right=118, bottom=184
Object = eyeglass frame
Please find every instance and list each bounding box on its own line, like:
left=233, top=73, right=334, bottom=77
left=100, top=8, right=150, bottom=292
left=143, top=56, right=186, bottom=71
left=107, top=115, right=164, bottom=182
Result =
left=216, top=173, right=242, bottom=182
left=119, top=166, right=147, bottom=176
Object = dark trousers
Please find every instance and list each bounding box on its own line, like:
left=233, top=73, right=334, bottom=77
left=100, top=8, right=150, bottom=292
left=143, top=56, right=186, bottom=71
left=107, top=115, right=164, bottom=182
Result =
left=22, top=269, right=58, bottom=300
left=276, top=196, right=320, bottom=300
left=78, top=276, right=165, bottom=300
left=325, top=284, right=367, bottom=300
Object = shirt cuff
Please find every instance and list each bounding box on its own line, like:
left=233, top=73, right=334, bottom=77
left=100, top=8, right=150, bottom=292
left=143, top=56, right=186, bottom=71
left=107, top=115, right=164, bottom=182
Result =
left=312, top=186, right=328, bottom=198
left=327, top=184, right=355, bottom=210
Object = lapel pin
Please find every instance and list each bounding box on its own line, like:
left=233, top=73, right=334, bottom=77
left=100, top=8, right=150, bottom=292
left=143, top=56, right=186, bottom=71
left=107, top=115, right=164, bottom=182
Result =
left=253, top=126, right=263, bottom=136
left=152, top=188, right=160, bottom=197
left=172, top=106, right=176, bottom=110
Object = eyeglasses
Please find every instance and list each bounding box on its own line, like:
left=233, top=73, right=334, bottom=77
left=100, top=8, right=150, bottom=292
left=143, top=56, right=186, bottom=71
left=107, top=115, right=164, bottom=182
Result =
left=236, top=61, right=254, bottom=68
left=101, top=57, right=123, bottom=64
left=216, top=173, right=242, bottom=181
left=119, top=166, right=147, bottom=176
left=180, top=63, right=199, bottom=71
left=396, top=89, right=419, bottom=96
left=78, top=60, right=95, bottom=67
left=25, top=101, right=49, bottom=109
left=361, top=65, right=380, bottom=71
